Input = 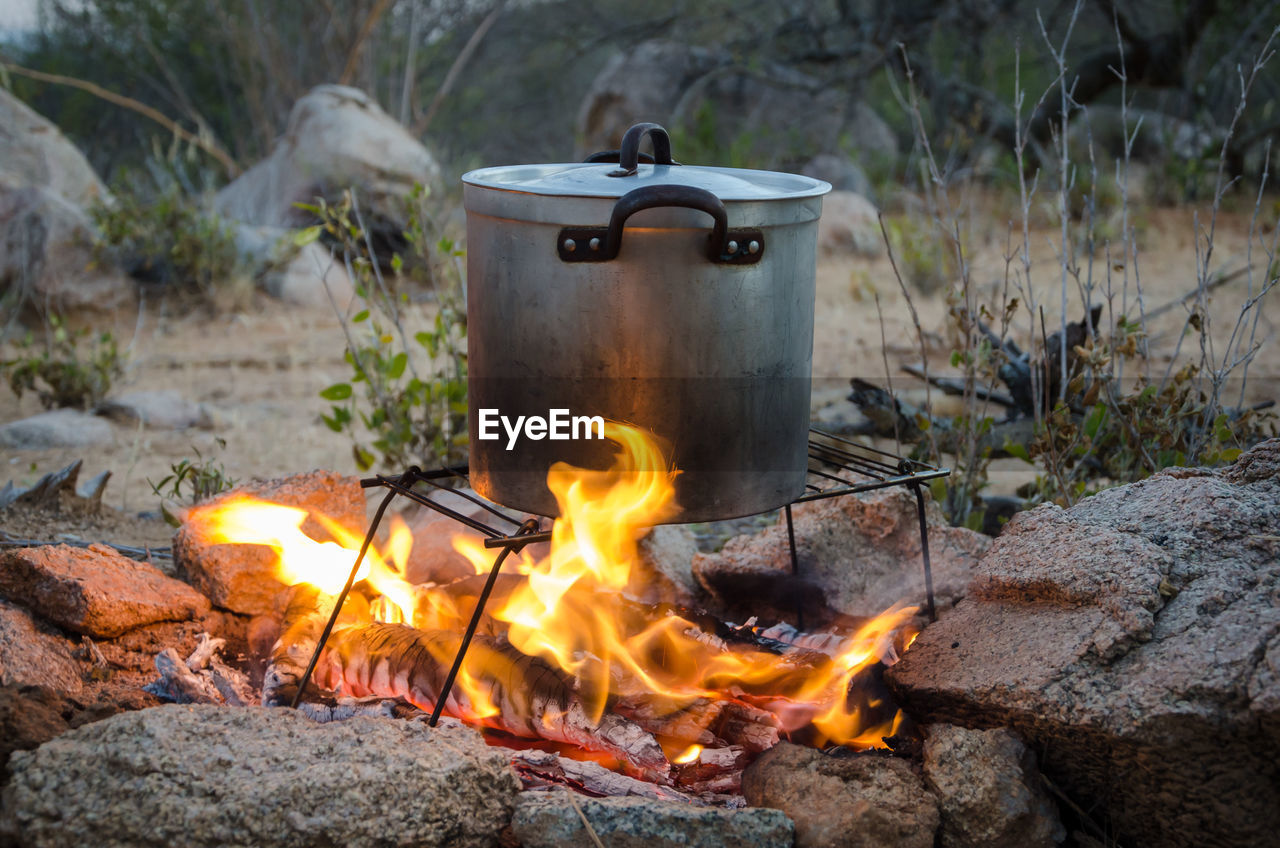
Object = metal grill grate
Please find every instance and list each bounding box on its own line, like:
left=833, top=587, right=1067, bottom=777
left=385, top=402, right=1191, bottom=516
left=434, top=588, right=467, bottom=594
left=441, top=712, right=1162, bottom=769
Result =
left=290, top=428, right=950, bottom=724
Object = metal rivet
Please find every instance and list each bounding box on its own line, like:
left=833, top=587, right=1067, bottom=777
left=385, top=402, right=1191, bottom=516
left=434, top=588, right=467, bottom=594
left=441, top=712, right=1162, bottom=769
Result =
left=727, top=240, right=738, bottom=254
left=563, top=239, right=576, bottom=253
left=589, top=237, right=601, bottom=251
left=748, top=240, right=760, bottom=254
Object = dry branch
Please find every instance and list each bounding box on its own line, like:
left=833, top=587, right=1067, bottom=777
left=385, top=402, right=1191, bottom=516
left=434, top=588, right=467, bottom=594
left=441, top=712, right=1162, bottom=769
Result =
left=0, top=62, right=240, bottom=178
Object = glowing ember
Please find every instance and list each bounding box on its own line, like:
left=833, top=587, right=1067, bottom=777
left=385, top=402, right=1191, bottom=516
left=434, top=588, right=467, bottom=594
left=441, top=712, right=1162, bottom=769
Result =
left=191, top=422, right=919, bottom=755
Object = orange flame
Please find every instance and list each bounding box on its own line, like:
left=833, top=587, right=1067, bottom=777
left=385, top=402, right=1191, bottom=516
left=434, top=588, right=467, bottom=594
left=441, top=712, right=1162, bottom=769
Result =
left=190, top=423, right=919, bottom=749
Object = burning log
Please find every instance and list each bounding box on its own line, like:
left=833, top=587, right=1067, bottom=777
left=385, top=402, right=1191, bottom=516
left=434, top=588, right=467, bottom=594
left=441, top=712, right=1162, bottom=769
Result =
left=313, top=622, right=672, bottom=782
left=261, top=583, right=369, bottom=707
left=615, top=695, right=780, bottom=754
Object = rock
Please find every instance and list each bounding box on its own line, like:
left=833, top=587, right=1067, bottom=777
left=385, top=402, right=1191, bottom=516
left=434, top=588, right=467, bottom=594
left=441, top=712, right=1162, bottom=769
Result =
left=0, top=89, right=109, bottom=209
left=0, top=90, right=133, bottom=315
left=803, top=154, right=872, bottom=198
left=630, top=524, right=701, bottom=605
left=742, top=743, right=939, bottom=848
left=174, top=470, right=366, bottom=615
left=817, top=190, right=883, bottom=257
left=923, top=724, right=1064, bottom=848
left=669, top=65, right=847, bottom=167
left=404, top=513, right=489, bottom=586
left=513, top=790, right=793, bottom=848
left=887, top=439, right=1280, bottom=848
left=0, top=408, right=114, bottom=450
left=575, top=40, right=729, bottom=158
left=692, top=487, right=989, bottom=623
left=0, top=601, right=82, bottom=696
left=262, top=241, right=354, bottom=308
left=97, top=390, right=214, bottom=430
left=0, top=686, right=71, bottom=774
left=0, top=704, right=520, bottom=847
left=215, top=85, right=439, bottom=239
left=0, top=544, right=210, bottom=639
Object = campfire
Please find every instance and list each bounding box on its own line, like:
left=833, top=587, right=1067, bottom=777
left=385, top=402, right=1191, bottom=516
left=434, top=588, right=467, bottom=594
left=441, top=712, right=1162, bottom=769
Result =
left=186, top=422, right=919, bottom=793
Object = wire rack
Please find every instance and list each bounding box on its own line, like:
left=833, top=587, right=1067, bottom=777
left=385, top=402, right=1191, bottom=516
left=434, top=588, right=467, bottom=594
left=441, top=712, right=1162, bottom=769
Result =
left=290, top=428, right=950, bottom=725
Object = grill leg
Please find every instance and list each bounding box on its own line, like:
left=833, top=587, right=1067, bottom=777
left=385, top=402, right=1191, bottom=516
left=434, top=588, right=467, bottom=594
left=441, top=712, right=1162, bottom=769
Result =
left=910, top=483, right=937, bottom=622
left=784, top=504, right=803, bottom=631
left=290, top=473, right=408, bottom=709
left=429, top=517, right=540, bottom=727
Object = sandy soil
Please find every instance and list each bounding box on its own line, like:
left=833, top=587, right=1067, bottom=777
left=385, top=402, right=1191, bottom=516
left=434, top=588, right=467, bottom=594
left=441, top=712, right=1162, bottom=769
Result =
left=1, top=194, right=1276, bottom=547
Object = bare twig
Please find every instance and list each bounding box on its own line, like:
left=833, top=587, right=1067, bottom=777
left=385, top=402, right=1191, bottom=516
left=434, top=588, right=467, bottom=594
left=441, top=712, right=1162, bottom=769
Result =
left=415, top=1, right=506, bottom=136
left=339, top=0, right=394, bottom=86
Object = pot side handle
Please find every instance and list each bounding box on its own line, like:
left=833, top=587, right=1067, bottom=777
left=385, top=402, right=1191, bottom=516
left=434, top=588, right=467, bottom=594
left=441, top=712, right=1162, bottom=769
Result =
left=558, top=184, right=764, bottom=265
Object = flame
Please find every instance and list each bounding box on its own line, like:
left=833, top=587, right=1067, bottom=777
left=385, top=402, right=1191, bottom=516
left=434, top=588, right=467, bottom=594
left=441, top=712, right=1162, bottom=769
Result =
left=189, top=423, right=919, bottom=750
left=673, top=744, right=703, bottom=764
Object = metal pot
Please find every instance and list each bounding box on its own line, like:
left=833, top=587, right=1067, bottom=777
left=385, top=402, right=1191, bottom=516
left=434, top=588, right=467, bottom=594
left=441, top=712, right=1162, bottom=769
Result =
left=462, top=123, right=830, bottom=522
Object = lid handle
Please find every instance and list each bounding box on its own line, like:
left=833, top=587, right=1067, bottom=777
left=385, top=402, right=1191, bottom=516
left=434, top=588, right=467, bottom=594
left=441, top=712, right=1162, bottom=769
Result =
left=607, top=123, right=678, bottom=177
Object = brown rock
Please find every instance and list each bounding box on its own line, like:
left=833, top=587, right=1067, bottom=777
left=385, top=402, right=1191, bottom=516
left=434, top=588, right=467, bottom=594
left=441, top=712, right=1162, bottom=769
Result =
left=0, top=601, right=82, bottom=696
left=923, top=724, right=1063, bottom=848
left=173, top=470, right=365, bottom=615
left=887, top=438, right=1280, bottom=848
left=0, top=686, right=70, bottom=774
left=693, top=487, right=988, bottom=623
left=742, top=743, right=939, bottom=848
left=0, top=545, right=209, bottom=638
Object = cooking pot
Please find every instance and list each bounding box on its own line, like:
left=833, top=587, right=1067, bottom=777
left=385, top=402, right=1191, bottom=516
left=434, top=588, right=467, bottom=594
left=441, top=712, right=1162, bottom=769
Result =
left=462, top=123, right=830, bottom=522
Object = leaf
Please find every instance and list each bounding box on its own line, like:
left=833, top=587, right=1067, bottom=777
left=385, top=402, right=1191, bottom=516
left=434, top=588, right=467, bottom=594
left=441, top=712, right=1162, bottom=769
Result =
left=352, top=310, right=370, bottom=323
left=319, top=382, right=353, bottom=401
left=386, top=352, right=408, bottom=380
left=292, top=226, right=322, bottom=246
left=353, top=445, right=375, bottom=471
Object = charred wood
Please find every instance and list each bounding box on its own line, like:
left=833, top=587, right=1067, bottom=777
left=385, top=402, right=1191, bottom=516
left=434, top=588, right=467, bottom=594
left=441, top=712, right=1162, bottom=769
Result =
left=314, top=622, right=671, bottom=782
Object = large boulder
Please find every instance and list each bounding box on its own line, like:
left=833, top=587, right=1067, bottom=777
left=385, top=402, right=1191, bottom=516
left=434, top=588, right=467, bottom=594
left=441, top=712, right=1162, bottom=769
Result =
left=575, top=40, right=728, bottom=158
left=693, top=487, right=989, bottom=624
left=0, top=89, right=132, bottom=315
left=887, top=439, right=1280, bottom=848
left=0, top=704, right=520, bottom=847
left=742, top=743, right=939, bottom=848
left=215, top=85, right=440, bottom=236
left=174, top=470, right=366, bottom=615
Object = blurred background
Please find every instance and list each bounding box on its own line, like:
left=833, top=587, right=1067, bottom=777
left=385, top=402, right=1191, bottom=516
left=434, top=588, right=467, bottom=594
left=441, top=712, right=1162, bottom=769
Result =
left=0, top=0, right=1276, bottom=534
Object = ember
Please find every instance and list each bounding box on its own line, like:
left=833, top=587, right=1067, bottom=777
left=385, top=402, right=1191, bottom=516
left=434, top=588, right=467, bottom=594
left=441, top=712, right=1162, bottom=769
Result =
left=187, top=423, right=919, bottom=782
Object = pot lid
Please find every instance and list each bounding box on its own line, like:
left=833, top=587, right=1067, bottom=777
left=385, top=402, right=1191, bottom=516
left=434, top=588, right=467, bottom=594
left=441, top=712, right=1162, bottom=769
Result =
left=462, top=162, right=829, bottom=202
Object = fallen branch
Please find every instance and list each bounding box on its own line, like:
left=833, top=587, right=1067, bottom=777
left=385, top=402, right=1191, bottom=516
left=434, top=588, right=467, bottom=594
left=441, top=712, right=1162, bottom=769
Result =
left=901, top=363, right=1018, bottom=409
left=0, top=62, right=240, bottom=178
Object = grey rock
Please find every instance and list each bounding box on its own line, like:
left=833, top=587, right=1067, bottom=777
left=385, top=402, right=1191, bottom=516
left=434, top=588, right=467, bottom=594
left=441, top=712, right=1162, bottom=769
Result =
left=742, top=743, right=939, bottom=848
left=816, top=190, right=883, bottom=257
left=0, top=90, right=133, bottom=316
left=98, top=390, right=214, bottom=430
left=0, top=409, right=114, bottom=450
left=887, top=438, right=1280, bottom=848
left=923, top=724, right=1064, bottom=848
left=575, top=40, right=729, bottom=158
left=803, top=153, right=872, bottom=197
left=174, top=469, right=366, bottom=615
left=262, top=241, right=354, bottom=308
left=215, top=85, right=440, bottom=237
left=0, top=544, right=210, bottom=638
left=512, top=789, right=793, bottom=848
left=0, top=600, right=82, bottom=696
left=0, top=704, right=520, bottom=848
left=693, top=486, right=989, bottom=621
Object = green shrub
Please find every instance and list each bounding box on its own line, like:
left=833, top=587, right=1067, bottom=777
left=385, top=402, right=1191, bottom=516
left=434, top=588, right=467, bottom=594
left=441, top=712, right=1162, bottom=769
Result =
left=91, top=185, right=242, bottom=300
left=2, top=314, right=124, bottom=410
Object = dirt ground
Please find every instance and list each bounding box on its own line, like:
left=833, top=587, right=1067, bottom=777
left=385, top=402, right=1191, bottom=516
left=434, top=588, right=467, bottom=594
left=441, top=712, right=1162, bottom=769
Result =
left=1, top=194, right=1276, bottom=548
